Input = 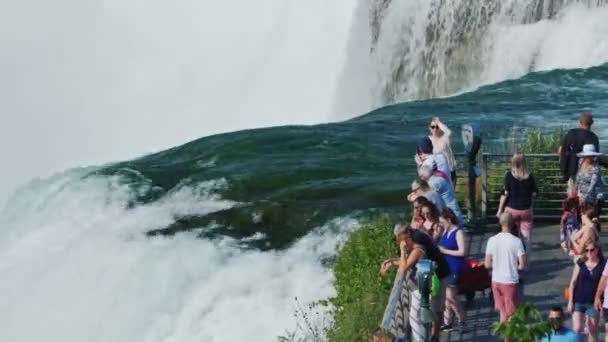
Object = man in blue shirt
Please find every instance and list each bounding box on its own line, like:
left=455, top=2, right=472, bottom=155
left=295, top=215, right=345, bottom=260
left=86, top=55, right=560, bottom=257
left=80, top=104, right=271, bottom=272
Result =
left=540, top=306, right=582, bottom=342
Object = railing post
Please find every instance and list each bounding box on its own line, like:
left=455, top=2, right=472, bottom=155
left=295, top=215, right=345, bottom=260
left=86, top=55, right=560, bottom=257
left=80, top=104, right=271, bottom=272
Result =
left=416, top=259, right=436, bottom=342
left=481, top=153, right=488, bottom=223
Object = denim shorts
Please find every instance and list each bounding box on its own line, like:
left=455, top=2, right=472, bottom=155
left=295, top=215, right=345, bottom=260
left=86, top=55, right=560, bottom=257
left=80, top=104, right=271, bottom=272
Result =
left=574, top=302, right=599, bottom=318
left=446, top=272, right=461, bottom=288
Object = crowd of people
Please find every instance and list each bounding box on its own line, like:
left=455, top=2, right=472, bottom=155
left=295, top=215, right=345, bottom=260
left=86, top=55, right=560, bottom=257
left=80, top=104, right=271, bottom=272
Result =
left=376, top=112, right=607, bottom=342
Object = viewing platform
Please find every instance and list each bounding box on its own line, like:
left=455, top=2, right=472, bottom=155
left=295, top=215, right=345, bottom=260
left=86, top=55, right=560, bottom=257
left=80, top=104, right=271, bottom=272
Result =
left=440, top=223, right=607, bottom=341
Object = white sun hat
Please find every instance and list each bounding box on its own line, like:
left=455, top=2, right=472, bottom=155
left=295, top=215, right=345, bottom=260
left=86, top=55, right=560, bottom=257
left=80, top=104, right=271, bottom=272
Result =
left=577, top=144, right=603, bottom=158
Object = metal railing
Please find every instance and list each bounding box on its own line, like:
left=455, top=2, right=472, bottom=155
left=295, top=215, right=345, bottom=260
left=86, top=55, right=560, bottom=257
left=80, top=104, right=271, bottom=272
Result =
left=454, top=153, right=566, bottom=223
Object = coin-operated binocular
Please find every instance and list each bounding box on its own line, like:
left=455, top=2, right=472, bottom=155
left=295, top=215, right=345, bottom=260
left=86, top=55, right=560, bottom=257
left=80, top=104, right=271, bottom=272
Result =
left=416, top=259, right=437, bottom=341
left=462, top=123, right=482, bottom=224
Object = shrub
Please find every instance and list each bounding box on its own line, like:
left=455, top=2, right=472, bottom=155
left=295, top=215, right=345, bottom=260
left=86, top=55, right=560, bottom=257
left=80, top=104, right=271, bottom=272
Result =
left=492, top=303, right=552, bottom=342
left=325, top=216, right=398, bottom=341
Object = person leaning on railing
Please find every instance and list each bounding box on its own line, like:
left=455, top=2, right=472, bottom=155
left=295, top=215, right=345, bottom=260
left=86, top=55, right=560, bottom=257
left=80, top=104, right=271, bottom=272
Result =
left=419, top=165, right=464, bottom=227
left=407, top=180, right=446, bottom=213
left=381, top=224, right=450, bottom=342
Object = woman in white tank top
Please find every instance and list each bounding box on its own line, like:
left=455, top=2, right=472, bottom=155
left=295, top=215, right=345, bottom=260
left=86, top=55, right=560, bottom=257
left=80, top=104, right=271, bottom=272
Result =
left=429, top=117, right=457, bottom=184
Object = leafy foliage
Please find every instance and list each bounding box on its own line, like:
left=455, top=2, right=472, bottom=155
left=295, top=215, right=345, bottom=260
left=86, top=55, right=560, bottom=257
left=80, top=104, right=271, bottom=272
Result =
left=519, top=128, right=565, bottom=154
left=492, top=303, right=552, bottom=342
left=325, top=216, right=398, bottom=341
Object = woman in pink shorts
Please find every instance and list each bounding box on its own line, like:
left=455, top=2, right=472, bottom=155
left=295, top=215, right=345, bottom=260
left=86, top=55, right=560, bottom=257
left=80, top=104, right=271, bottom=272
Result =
left=496, top=152, right=538, bottom=254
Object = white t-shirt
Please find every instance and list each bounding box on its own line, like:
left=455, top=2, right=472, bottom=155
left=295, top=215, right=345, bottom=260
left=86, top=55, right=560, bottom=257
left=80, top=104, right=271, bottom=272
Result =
left=485, top=232, right=525, bottom=284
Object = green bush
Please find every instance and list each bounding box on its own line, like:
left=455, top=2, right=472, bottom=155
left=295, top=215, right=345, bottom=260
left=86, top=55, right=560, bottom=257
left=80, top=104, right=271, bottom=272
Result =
left=492, top=303, right=552, bottom=342
left=520, top=128, right=564, bottom=154
left=325, top=216, right=398, bottom=342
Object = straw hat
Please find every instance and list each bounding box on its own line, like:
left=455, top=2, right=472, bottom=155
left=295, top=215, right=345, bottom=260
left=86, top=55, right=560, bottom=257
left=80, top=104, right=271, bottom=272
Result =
left=576, top=144, right=602, bottom=158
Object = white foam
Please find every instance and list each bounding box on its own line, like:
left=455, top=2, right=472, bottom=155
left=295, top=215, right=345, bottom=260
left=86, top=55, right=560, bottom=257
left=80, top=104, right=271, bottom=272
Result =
left=482, top=4, right=608, bottom=85
left=335, top=0, right=608, bottom=113
left=0, top=172, right=359, bottom=341
left=0, top=0, right=359, bottom=203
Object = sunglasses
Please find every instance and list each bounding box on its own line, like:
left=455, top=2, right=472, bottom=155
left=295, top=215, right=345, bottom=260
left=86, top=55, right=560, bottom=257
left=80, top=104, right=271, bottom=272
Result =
left=429, top=125, right=438, bottom=129
left=586, top=248, right=596, bottom=253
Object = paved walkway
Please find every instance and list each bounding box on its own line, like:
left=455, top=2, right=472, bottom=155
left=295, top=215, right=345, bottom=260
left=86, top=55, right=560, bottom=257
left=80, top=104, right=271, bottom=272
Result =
left=440, top=223, right=607, bottom=342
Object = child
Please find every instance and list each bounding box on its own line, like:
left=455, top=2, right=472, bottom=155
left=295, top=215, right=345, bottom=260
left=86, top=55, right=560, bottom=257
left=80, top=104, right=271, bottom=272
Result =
left=570, top=208, right=600, bottom=264
left=560, top=196, right=580, bottom=255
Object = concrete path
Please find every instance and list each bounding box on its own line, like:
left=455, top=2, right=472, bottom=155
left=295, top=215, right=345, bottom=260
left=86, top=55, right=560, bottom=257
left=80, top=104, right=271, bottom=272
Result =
left=440, top=223, right=606, bottom=342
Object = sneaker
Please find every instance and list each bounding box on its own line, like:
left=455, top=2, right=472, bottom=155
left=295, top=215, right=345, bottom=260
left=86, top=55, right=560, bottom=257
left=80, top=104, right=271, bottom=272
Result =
left=440, top=323, right=454, bottom=331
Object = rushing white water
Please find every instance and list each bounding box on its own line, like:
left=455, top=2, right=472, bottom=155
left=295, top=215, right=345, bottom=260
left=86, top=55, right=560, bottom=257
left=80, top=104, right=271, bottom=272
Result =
left=4, top=0, right=608, bottom=198
left=0, top=171, right=359, bottom=341
left=0, top=0, right=359, bottom=202
left=482, top=4, right=608, bottom=84
left=335, top=0, right=608, bottom=109
left=3, top=1, right=608, bottom=341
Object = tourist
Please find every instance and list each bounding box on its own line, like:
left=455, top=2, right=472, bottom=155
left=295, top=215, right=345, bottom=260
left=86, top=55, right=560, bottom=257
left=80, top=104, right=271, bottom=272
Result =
left=571, top=208, right=600, bottom=258
left=428, top=117, right=457, bottom=185
left=407, top=179, right=446, bottom=212
left=421, top=202, right=443, bottom=242
left=438, top=208, right=466, bottom=332
left=539, top=306, right=582, bottom=342
left=496, top=152, right=537, bottom=254
left=411, top=196, right=431, bottom=229
left=568, top=242, right=605, bottom=341
left=594, top=254, right=608, bottom=342
left=575, top=144, right=604, bottom=224
left=560, top=195, right=581, bottom=255
left=485, top=212, right=526, bottom=327
left=419, top=165, right=464, bottom=226
left=559, top=111, right=599, bottom=194
left=415, top=137, right=452, bottom=187
left=382, top=224, right=450, bottom=342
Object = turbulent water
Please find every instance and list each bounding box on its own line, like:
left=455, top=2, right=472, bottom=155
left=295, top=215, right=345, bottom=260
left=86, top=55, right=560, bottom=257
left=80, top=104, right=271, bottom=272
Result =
left=337, top=0, right=608, bottom=113
left=2, top=1, right=608, bottom=341
left=0, top=0, right=358, bottom=201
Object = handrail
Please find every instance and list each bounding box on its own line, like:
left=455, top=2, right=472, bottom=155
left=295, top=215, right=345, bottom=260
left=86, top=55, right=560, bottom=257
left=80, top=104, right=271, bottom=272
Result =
left=479, top=153, right=560, bottom=157
left=452, top=152, right=577, bottom=225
